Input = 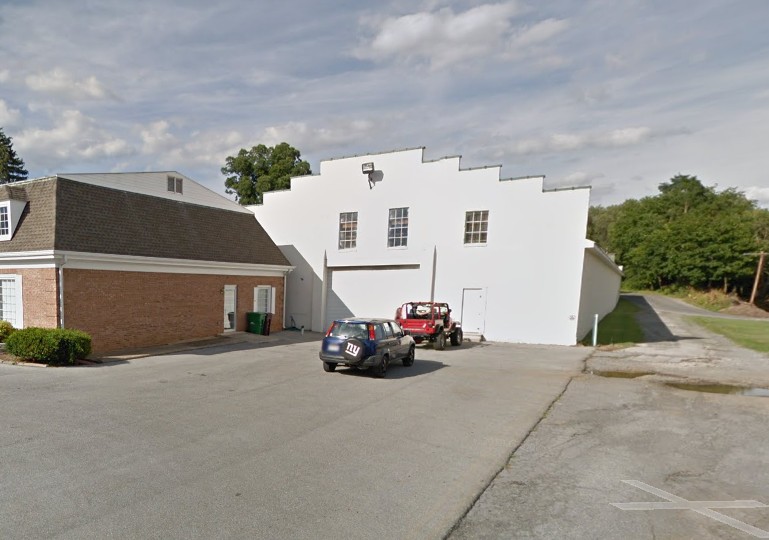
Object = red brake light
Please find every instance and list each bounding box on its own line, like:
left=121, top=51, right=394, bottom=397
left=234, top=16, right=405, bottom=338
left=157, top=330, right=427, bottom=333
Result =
left=368, top=324, right=376, bottom=340
left=325, top=323, right=335, bottom=337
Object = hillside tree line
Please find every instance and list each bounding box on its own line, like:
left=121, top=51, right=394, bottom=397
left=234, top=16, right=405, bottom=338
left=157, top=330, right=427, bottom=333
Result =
left=589, top=175, right=769, bottom=297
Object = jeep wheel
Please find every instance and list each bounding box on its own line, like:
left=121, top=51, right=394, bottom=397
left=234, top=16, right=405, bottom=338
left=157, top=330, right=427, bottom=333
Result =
left=372, top=355, right=388, bottom=378
left=434, top=331, right=446, bottom=350
left=323, top=362, right=336, bottom=372
left=450, top=328, right=463, bottom=346
left=402, top=346, right=415, bottom=367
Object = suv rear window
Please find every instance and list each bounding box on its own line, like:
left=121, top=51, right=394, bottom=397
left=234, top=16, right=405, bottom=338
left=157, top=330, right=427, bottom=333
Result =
left=374, top=324, right=385, bottom=340
left=329, top=322, right=368, bottom=339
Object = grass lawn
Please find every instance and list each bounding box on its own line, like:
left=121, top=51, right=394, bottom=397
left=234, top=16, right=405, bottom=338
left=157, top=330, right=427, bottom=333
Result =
left=688, top=316, right=769, bottom=354
left=582, top=298, right=645, bottom=346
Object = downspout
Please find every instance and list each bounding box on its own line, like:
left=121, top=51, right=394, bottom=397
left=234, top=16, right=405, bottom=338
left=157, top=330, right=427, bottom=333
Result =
left=283, top=270, right=288, bottom=329
left=58, top=254, right=66, bottom=329
left=320, top=251, right=328, bottom=331
left=430, top=246, right=437, bottom=302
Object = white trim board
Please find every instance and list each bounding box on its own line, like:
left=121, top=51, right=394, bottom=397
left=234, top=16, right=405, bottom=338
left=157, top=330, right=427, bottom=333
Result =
left=0, top=250, right=294, bottom=277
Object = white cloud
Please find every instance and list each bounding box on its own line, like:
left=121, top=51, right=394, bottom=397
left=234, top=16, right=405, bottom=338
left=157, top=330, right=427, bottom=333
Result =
left=510, top=18, right=568, bottom=49
left=0, top=69, right=8, bottom=82
left=355, top=2, right=523, bottom=69
left=743, top=186, right=769, bottom=208
left=561, top=171, right=605, bottom=185
left=140, top=121, right=179, bottom=155
left=25, top=68, right=115, bottom=100
left=137, top=123, right=247, bottom=171
left=15, top=109, right=131, bottom=166
left=260, top=120, right=377, bottom=153
left=0, top=99, right=21, bottom=126
left=511, top=127, right=654, bottom=155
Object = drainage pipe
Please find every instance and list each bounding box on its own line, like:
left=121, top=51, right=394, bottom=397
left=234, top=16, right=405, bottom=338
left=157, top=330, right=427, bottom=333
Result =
left=592, top=313, right=598, bottom=347
left=58, top=254, right=67, bottom=329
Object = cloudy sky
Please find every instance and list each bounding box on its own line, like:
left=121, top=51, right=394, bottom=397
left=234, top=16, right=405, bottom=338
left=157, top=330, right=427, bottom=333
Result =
left=1, top=0, right=768, bottom=207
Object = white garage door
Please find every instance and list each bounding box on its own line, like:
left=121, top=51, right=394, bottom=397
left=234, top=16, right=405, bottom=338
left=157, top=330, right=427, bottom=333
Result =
left=324, top=266, right=425, bottom=328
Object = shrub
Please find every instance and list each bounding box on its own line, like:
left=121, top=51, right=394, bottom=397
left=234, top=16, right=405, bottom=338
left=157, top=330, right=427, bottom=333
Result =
left=0, top=320, right=16, bottom=342
left=5, top=328, right=92, bottom=365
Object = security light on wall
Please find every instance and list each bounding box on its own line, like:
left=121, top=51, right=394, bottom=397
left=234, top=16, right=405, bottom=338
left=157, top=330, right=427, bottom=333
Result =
left=362, top=162, right=376, bottom=189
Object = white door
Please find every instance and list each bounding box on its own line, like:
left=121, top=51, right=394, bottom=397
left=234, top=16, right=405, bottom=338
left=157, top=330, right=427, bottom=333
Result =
left=223, top=285, right=237, bottom=331
left=461, top=288, right=487, bottom=335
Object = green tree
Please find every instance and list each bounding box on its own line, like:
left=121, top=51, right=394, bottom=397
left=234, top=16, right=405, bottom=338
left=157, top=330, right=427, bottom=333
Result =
left=221, top=142, right=311, bottom=205
left=587, top=204, right=622, bottom=250
left=609, top=175, right=763, bottom=293
left=0, top=128, right=28, bottom=184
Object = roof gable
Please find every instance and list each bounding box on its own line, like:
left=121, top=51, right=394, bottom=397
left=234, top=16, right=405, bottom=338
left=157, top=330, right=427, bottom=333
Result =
left=0, top=177, right=289, bottom=267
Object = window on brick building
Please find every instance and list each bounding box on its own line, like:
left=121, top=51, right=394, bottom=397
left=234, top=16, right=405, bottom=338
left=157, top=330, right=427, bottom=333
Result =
left=254, top=286, right=275, bottom=313
left=0, top=275, right=23, bottom=328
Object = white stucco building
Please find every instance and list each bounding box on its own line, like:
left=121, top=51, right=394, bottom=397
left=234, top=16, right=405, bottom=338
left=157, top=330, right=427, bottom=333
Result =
left=250, top=147, right=622, bottom=346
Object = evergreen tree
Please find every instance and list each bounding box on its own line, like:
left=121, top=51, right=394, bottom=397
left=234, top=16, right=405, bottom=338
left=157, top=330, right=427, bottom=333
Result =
left=0, top=128, right=28, bottom=184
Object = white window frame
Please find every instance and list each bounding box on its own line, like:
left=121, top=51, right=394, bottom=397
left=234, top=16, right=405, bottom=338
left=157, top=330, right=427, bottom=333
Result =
left=254, top=285, right=276, bottom=314
left=0, top=200, right=27, bottom=241
left=0, top=205, right=8, bottom=237
left=0, top=274, right=23, bottom=328
left=223, top=284, right=237, bottom=331
left=464, top=210, right=489, bottom=245
left=338, top=212, right=358, bottom=250
left=387, top=207, right=409, bottom=248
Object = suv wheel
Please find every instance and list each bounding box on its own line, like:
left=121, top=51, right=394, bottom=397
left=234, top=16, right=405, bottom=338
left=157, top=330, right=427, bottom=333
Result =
left=435, top=331, right=446, bottom=351
left=323, top=362, right=337, bottom=372
left=372, top=355, right=388, bottom=378
left=402, top=346, right=415, bottom=367
left=450, top=328, right=463, bottom=346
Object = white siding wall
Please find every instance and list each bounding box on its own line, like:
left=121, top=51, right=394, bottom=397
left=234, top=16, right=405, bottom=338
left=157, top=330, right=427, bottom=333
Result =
left=58, top=172, right=250, bottom=213
left=251, top=147, right=610, bottom=345
left=576, top=244, right=623, bottom=340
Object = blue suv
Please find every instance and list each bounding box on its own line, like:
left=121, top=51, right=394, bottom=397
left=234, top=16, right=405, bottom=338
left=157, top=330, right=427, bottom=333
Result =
left=319, top=318, right=416, bottom=378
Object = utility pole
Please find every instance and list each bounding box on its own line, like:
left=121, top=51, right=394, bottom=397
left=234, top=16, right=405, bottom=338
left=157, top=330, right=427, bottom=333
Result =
left=749, top=251, right=766, bottom=305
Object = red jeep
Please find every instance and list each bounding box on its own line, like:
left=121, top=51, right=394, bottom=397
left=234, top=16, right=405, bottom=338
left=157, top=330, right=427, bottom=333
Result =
left=395, top=301, right=463, bottom=350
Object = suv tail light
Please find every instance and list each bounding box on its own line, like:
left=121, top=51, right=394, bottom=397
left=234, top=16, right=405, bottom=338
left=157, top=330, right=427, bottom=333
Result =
left=368, top=324, right=376, bottom=340
left=325, top=323, right=335, bottom=337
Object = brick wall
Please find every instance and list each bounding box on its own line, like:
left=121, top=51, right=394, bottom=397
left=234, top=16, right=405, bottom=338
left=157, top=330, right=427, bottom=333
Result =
left=0, top=268, right=59, bottom=328
left=63, top=269, right=285, bottom=354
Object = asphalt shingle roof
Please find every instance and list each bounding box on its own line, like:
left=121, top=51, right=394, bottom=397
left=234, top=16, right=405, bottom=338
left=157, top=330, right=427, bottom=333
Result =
left=0, top=177, right=290, bottom=267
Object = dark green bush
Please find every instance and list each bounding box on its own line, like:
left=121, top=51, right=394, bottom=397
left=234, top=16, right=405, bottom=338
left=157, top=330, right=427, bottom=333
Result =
left=5, top=328, right=92, bottom=365
left=0, top=320, right=16, bottom=342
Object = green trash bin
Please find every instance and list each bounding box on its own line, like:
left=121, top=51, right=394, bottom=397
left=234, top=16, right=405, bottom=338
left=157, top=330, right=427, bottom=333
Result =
left=246, top=312, right=266, bottom=334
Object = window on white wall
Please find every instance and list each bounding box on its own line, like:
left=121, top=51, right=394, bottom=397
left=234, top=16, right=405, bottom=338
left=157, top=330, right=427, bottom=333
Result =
left=338, top=212, right=358, bottom=250
left=167, top=175, right=183, bottom=194
left=464, top=210, right=489, bottom=244
left=388, top=207, right=409, bottom=247
left=0, top=275, right=23, bottom=328
left=254, top=286, right=275, bottom=313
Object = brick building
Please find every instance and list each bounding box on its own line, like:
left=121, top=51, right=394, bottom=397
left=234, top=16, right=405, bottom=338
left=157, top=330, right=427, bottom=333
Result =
left=0, top=173, right=292, bottom=354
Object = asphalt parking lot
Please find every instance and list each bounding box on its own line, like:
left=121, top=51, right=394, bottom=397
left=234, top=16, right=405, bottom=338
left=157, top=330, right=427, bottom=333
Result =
left=450, top=295, right=769, bottom=539
left=0, top=333, right=589, bottom=539
left=4, top=295, right=769, bottom=539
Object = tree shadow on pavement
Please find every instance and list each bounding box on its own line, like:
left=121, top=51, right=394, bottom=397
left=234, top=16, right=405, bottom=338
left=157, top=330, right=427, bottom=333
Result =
left=622, top=294, right=692, bottom=343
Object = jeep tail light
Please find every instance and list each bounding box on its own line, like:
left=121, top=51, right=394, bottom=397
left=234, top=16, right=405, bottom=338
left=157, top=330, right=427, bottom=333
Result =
left=325, top=323, right=335, bottom=337
left=368, top=324, right=376, bottom=340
